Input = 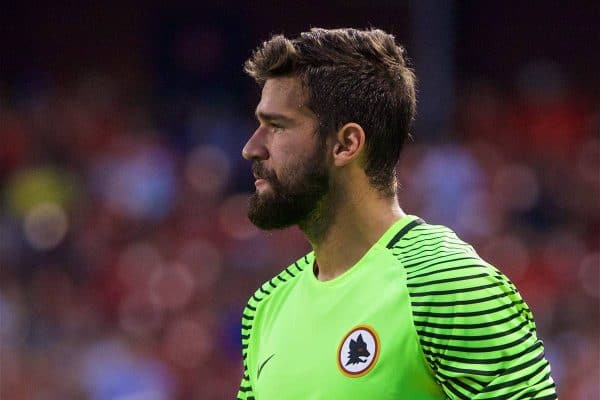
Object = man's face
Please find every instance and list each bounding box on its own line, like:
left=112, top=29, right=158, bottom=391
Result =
left=242, top=77, right=330, bottom=230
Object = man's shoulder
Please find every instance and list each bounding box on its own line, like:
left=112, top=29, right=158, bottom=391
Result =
left=388, top=220, right=484, bottom=270
left=387, top=220, right=511, bottom=290
left=388, top=220, right=524, bottom=316
left=391, top=222, right=555, bottom=396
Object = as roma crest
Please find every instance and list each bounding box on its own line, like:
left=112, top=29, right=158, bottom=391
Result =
left=337, top=325, right=380, bottom=377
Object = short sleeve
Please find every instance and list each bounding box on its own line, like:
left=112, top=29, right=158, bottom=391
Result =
left=408, top=261, right=557, bottom=399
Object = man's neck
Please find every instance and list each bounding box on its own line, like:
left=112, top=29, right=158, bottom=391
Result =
left=301, top=187, right=405, bottom=281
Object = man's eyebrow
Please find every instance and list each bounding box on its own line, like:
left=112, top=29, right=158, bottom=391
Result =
left=255, top=110, right=293, bottom=123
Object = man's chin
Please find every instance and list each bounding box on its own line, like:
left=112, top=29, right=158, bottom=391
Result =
left=248, top=210, right=296, bottom=230
left=247, top=196, right=301, bottom=230
left=249, top=218, right=294, bottom=231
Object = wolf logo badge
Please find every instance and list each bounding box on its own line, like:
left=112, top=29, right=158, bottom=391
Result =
left=337, top=325, right=380, bottom=377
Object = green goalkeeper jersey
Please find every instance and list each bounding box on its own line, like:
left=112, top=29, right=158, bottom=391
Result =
left=237, top=215, right=557, bottom=399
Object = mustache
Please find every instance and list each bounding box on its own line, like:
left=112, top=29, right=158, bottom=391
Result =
left=252, top=162, right=277, bottom=182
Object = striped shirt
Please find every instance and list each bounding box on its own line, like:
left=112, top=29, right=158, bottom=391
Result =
left=237, top=215, right=557, bottom=399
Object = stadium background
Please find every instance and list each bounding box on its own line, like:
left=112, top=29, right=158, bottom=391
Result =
left=0, top=1, right=598, bottom=398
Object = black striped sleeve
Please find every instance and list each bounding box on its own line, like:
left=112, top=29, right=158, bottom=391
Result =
left=393, top=224, right=557, bottom=399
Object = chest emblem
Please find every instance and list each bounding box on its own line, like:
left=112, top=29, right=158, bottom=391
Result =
left=337, top=325, right=380, bottom=377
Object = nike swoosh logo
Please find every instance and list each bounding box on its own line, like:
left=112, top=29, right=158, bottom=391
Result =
left=257, top=353, right=275, bottom=380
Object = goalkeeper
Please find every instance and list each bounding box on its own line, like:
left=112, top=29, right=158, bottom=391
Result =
left=237, top=27, right=557, bottom=399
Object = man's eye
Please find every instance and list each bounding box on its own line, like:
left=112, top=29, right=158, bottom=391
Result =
left=271, top=124, right=284, bottom=131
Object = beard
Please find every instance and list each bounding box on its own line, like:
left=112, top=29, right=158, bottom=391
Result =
left=248, top=146, right=329, bottom=230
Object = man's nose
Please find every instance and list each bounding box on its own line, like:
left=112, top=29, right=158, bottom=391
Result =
left=242, top=129, right=269, bottom=161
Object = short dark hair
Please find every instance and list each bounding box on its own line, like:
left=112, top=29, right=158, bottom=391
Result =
left=244, top=27, right=417, bottom=196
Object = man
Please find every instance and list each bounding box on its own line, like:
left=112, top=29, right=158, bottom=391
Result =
left=237, top=28, right=556, bottom=399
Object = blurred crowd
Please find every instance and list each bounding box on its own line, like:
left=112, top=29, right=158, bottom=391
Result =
left=0, top=51, right=598, bottom=400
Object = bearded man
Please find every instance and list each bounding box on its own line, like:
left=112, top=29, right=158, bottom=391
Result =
left=237, top=28, right=557, bottom=400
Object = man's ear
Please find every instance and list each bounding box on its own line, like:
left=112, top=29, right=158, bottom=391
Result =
left=332, top=123, right=366, bottom=167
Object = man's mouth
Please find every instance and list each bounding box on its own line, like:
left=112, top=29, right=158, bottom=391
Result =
left=254, top=178, right=268, bottom=189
